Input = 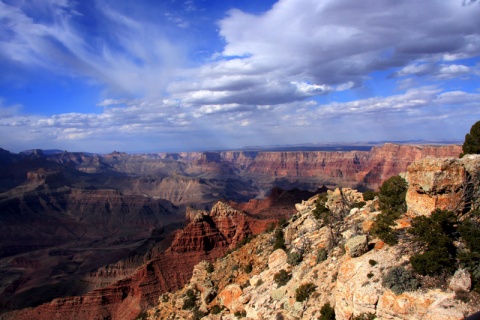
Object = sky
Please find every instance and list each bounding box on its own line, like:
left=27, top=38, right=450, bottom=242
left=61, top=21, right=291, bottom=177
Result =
left=0, top=0, right=479, bottom=153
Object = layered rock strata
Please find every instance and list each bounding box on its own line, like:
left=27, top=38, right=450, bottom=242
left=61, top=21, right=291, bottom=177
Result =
left=0, top=202, right=262, bottom=320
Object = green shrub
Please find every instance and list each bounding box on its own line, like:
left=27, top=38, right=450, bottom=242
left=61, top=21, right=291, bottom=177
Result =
left=378, top=176, right=407, bottom=212
left=244, top=263, right=253, bottom=274
left=371, top=209, right=401, bottom=245
left=458, top=250, right=480, bottom=292
left=235, top=234, right=253, bottom=250
left=313, top=200, right=332, bottom=222
left=273, top=269, right=291, bottom=287
left=232, top=264, right=239, bottom=271
left=362, top=190, right=376, bottom=201
left=370, top=176, right=407, bottom=245
left=295, top=282, right=316, bottom=302
left=255, top=279, right=263, bottom=287
left=382, top=266, right=418, bottom=294
left=459, top=220, right=480, bottom=252
left=279, top=218, right=288, bottom=228
left=368, top=259, right=377, bottom=266
left=351, top=201, right=366, bottom=209
left=316, top=248, right=328, bottom=264
left=318, top=302, right=335, bottom=320
left=211, top=305, right=222, bottom=314
left=408, top=209, right=458, bottom=276
left=352, top=313, right=376, bottom=320
left=206, top=262, right=214, bottom=273
left=192, top=308, right=206, bottom=320
left=410, top=248, right=456, bottom=276
left=182, top=289, right=197, bottom=310
left=265, top=222, right=276, bottom=233
left=273, top=228, right=286, bottom=250
left=234, top=310, right=246, bottom=318
left=135, top=312, right=148, bottom=320
left=409, top=209, right=457, bottom=250
left=287, top=251, right=303, bottom=266
left=367, top=272, right=374, bottom=279
left=461, top=120, right=480, bottom=157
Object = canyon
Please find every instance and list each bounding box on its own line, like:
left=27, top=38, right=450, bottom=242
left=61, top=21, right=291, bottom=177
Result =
left=0, top=143, right=463, bottom=318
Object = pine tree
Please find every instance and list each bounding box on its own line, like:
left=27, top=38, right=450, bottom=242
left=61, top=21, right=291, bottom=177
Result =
left=461, top=120, right=480, bottom=157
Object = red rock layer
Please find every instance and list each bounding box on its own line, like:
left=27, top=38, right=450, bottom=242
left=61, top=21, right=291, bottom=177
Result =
left=1, top=202, right=256, bottom=320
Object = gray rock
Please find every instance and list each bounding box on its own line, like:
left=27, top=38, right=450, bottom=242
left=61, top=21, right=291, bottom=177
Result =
left=345, top=235, right=368, bottom=257
left=449, top=269, right=471, bottom=292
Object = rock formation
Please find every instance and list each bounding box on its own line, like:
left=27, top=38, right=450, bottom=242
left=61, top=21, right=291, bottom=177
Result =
left=143, top=161, right=480, bottom=320
left=406, top=154, right=480, bottom=216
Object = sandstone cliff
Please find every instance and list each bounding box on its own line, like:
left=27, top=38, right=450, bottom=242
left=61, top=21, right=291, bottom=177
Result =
left=406, top=154, right=480, bottom=216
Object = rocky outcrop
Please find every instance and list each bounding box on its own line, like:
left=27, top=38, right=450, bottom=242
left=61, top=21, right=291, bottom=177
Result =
left=144, top=177, right=478, bottom=320
left=406, top=154, right=480, bottom=216
left=449, top=269, right=472, bottom=293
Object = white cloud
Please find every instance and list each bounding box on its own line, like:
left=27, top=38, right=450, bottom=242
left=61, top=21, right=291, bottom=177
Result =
left=437, top=64, right=471, bottom=78
left=0, top=0, right=185, bottom=97
left=166, top=0, right=480, bottom=107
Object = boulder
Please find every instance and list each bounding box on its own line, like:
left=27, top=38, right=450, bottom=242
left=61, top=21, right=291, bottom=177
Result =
left=217, top=284, right=243, bottom=312
left=268, top=249, right=288, bottom=270
left=345, top=235, right=368, bottom=258
left=449, top=269, right=471, bottom=292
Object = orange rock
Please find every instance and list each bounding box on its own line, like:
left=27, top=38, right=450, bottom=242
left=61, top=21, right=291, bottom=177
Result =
left=217, top=284, right=243, bottom=312
left=374, top=241, right=385, bottom=250
left=406, top=155, right=480, bottom=216
left=362, top=220, right=375, bottom=233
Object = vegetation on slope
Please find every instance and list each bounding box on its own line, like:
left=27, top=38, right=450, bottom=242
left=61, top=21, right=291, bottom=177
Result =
left=371, top=175, right=407, bottom=245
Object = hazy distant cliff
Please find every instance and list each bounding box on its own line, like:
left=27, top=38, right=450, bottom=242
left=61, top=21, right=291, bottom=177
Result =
left=45, top=143, right=462, bottom=203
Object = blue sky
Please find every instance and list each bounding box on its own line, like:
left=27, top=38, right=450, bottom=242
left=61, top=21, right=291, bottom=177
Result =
left=0, top=0, right=479, bottom=153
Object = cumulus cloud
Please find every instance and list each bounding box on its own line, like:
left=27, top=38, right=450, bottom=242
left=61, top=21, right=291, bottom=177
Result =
left=166, top=0, right=480, bottom=108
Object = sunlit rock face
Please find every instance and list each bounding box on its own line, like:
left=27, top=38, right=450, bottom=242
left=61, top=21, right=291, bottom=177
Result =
left=405, top=154, right=480, bottom=216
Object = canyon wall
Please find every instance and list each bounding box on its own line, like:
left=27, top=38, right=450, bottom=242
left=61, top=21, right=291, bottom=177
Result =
left=1, top=202, right=261, bottom=320
left=44, top=143, right=462, bottom=205
left=219, top=143, right=462, bottom=191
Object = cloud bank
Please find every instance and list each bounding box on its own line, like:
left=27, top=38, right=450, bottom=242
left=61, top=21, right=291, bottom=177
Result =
left=0, top=0, right=479, bottom=152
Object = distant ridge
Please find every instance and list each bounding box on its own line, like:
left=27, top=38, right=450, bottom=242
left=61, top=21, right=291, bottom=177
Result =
left=238, top=140, right=462, bottom=153
left=10, top=140, right=462, bottom=155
